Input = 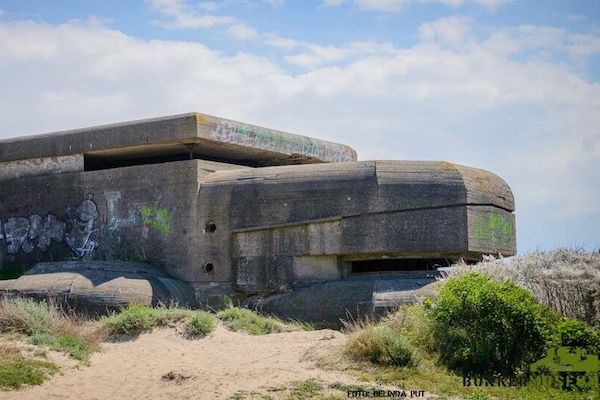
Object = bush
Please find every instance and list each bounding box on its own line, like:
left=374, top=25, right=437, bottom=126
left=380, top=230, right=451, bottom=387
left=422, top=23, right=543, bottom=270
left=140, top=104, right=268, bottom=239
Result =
left=430, top=273, right=552, bottom=376
left=552, top=318, right=600, bottom=352
left=216, top=307, right=287, bottom=335
left=449, top=249, right=600, bottom=327
left=185, top=312, right=216, bottom=337
left=347, top=325, right=420, bottom=367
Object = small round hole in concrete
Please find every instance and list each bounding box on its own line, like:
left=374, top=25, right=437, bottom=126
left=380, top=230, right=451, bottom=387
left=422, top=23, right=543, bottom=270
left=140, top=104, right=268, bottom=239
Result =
left=204, top=263, right=214, bottom=273
left=205, top=221, right=217, bottom=234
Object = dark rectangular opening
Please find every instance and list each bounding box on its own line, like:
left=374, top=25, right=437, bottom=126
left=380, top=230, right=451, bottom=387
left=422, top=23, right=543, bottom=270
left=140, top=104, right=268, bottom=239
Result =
left=84, top=150, right=264, bottom=172
left=351, top=258, right=451, bottom=274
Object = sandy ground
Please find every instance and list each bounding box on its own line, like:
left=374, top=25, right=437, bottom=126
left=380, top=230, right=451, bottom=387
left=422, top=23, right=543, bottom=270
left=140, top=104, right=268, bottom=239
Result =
left=0, top=325, right=368, bottom=400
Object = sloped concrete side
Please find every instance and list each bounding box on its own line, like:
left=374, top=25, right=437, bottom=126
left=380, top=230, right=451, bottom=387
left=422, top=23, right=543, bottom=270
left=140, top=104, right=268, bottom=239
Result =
left=0, top=261, right=196, bottom=312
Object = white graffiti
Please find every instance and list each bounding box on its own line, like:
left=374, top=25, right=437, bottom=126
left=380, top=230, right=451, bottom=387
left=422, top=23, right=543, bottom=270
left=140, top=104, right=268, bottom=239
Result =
left=0, top=194, right=99, bottom=258
left=65, top=193, right=100, bottom=258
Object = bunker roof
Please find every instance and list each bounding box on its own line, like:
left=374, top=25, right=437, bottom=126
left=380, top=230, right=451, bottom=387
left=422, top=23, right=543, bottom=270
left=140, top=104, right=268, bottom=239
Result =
left=0, top=113, right=357, bottom=167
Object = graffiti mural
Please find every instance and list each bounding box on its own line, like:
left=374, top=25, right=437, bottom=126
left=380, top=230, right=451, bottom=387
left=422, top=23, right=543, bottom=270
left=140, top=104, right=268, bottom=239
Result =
left=65, top=193, right=100, bottom=258
left=0, top=194, right=99, bottom=258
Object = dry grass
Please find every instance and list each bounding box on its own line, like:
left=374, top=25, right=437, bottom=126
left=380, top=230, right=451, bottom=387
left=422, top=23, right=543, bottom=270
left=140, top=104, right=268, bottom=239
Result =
left=0, top=297, right=101, bottom=362
left=448, top=248, right=600, bottom=326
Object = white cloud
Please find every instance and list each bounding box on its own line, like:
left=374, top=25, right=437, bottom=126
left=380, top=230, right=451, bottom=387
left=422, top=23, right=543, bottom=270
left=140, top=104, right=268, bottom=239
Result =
left=323, top=0, right=512, bottom=12
left=419, top=16, right=471, bottom=44
left=227, top=23, right=259, bottom=40
left=322, top=0, right=347, bottom=6
left=149, top=0, right=236, bottom=29
left=0, top=17, right=598, bottom=250
left=262, top=0, right=285, bottom=7
left=264, top=33, right=302, bottom=49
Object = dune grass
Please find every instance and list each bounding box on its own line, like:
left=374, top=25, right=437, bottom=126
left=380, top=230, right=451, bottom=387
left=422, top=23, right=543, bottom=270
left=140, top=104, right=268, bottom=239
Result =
left=29, top=333, right=97, bottom=361
left=216, top=306, right=294, bottom=335
left=101, top=304, right=218, bottom=337
left=0, top=297, right=99, bottom=363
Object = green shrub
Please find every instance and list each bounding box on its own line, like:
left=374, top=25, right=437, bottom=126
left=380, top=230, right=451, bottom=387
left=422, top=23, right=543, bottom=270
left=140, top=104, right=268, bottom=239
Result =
left=216, top=307, right=285, bottom=335
left=0, top=298, right=61, bottom=335
left=185, top=312, right=216, bottom=337
left=0, top=347, right=59, bottom=389
left=430, top=273, right=552, bottom=376
left=552, top=318, right=600, bottom=352
left=347, top=325, right=420, bottom=367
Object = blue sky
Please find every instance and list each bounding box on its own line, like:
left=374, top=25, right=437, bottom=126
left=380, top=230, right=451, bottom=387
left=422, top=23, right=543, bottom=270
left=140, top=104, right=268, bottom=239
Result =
left=0, top=0, right=598, bottom=252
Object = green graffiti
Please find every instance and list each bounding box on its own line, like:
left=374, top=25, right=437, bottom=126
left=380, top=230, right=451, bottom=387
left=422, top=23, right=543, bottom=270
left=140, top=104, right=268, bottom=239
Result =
left=140, top=206, right=173, bottom=235
left=474, top=212, right=513, bottom=247
left=230, top=123, right=321, bottom=157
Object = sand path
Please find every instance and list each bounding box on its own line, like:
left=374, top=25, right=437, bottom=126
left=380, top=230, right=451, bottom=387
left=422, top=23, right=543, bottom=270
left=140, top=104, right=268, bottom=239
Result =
left=2, top=326, right=367, bottom=400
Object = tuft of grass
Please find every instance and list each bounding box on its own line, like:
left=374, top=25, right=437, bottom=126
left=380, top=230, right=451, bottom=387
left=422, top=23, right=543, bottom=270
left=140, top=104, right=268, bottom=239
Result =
left=0, top=298, right=61, bottom=335
left=29, top=333, right=98, bottom=362
left=0, top=346, right=59, bottom=390
left=289, top=379, right=323, bottom=400
left=185, top=312, right=216, bottom=337
left=216, top=307, right=289, bottom=335
left=347, top=325, right=420, bottom=367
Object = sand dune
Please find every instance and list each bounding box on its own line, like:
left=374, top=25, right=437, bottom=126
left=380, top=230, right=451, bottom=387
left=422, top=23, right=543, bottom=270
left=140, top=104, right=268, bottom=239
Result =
left=2, top=325, right=366, bottom=400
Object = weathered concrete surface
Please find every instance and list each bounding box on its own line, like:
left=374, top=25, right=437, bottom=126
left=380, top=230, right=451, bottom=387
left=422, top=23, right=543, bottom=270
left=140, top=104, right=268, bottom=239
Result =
left=0, top=113, right=357, bottom=168
left=244, top=273, right=439, bottom=327
left=0, top=261, right=196, bottom=312
left=0, top=113, right=516, bottom=322
left=197, top=160, right=515, bottom=293
left=0, top=155, right=83, bottom=180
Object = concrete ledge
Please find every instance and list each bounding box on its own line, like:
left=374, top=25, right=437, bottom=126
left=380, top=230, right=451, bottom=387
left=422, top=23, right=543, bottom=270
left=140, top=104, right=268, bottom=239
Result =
left=0, top=113, right=357, bottom=166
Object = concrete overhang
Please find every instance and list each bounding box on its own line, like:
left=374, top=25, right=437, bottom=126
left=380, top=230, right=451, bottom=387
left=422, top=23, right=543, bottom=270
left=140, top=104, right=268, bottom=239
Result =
left=0, top=113, right=357, bottom=167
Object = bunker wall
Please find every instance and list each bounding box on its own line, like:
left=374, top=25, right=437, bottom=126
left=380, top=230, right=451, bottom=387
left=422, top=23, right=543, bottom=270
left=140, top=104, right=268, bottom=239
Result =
left=0, top=159, right=245, bottom=283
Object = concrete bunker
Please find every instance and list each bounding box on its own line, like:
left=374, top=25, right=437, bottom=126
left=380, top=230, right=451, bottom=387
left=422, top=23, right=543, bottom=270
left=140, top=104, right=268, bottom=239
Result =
left=0, top=112, right=516, bottom=326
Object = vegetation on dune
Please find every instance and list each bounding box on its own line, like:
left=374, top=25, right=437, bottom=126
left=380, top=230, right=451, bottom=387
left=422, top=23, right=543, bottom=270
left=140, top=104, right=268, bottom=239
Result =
left=0, top=346, right=59, bottom=390
left=101, top=304, right=217, bottom=336
left=346, top=325, right=419, bottom=367
left=0, top=297, right=99, bottom=363
left=216, top=306, right=297, bottom=335
left=0, top=297, right=62, bottom=335
left=1, top=249, right=598, bottom=399
left=29, top=332, right=97, bottom=361
left=450, top=248, right=600, bottom=327
left=344, top=250, right=600, bottom=400
left=429, top=273, right=552, bottom=375
left=185, top=311, right=217, bottom=337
